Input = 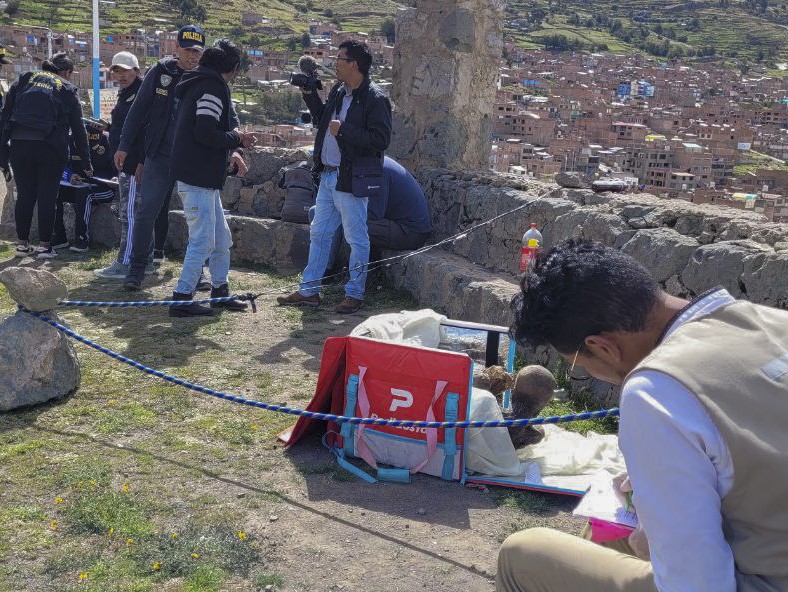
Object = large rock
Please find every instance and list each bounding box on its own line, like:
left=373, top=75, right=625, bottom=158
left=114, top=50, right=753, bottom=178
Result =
left=554, top=171, right=587, bottom=189
left=0, top=309, right=80, bottom=410
left=0, top=267, right=68, bottom=311
left=681, top=241, right=771, bottom=298
left=621, top=227, right=699, bottom=283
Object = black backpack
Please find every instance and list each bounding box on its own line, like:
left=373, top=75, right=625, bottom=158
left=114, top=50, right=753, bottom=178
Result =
left=11, top=71, right=66, bottom=136
left=279, top=161, right=316, bottom=224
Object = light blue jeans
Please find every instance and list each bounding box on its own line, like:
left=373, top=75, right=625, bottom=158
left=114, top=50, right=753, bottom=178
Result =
left=174, top=182, right=233, bottom=295
left=299, top=170, right=369, bottom=300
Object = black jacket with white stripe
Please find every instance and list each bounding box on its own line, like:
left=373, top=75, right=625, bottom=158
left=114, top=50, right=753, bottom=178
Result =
left=170, top=65, right=242, bottom=189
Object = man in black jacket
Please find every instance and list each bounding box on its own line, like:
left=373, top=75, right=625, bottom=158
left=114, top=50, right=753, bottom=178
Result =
left=167, top=38, right=255, bottom=317
left=115, top=25, right=205, bottom=291
left=277, top=40, right=392, bottom=314
left=95, top=51, right=145, bottom=279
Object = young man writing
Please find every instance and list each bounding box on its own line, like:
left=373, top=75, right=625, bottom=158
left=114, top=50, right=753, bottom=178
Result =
left=499, top=238, right=788, bottom=592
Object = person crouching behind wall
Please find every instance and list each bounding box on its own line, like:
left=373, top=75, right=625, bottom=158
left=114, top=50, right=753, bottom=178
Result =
left=0, top=52, right=93, bottom=259
left=167, top=38, right=256, bottom=317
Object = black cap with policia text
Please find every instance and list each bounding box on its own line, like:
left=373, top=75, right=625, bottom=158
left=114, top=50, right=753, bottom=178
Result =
left=177, top=25, right=205, bottom=50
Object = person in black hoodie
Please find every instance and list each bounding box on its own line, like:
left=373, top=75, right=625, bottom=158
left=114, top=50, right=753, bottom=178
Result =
left=94, top=51, right=146, bottom=279
left=167, top=38, right=255, bottom=317
left=115, top=25, right=205, bottom=290
left=0, top=52, right=92, bottom=259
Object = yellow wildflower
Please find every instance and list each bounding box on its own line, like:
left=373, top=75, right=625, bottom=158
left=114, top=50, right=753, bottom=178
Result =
left=78, top=572, right=88, bottom=580
left=50, top=520, right=58, bottom=530
left=250, top=424, right=259, bottom=431
left=122, top=483, right=130, bottom=493
left=126, top=538, right=134, bottom=545
left=237, top=531, right=247, bottom=540
left=153, top=562, right=161, bottom=571
left=108, top=527, right=114, bottom=536
left=171, top=533, right=179, bottom=540
left=191, top=552, right=200, bottom=559
left=54, top=497, right=63, bottom=504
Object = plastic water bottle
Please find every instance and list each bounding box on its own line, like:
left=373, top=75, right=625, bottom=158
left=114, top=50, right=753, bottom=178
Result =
left=520, top=223, right=542, bottom=272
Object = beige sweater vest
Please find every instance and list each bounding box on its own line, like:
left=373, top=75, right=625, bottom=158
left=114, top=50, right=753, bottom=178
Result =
left=633, top=301, right=788, bottom=592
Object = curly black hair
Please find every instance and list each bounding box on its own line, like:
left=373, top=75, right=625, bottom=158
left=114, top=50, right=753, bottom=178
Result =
left=509, top=238, right=660, bottom=354
left=199, top=38, right=242, bottom=74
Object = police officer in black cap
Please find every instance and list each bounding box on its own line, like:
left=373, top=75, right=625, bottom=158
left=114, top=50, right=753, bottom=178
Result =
left=114, top=24, right=206, bottom=290
left=0, top=52, right=92, bottom=259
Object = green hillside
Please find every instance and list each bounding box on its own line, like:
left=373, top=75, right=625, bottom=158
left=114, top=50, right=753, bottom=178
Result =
left=2, top=0, right=403, bottom=49
left=507, top=0, right=788, bottom=69
left=3, top=0, right=788, bottom=70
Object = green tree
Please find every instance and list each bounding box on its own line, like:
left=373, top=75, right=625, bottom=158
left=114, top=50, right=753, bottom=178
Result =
left=5, top=0, right=20, bottom=16
left=301, top=32, right=311, bottom=48
left=380, top=17, right=396, bottom=43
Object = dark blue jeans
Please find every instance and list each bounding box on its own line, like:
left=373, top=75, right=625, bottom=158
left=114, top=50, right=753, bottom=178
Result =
left=126, top=152, right=175, bottom=280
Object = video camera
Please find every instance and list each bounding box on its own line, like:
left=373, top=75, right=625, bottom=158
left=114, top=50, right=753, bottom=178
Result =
left=288, top=55, right=324, bottom=93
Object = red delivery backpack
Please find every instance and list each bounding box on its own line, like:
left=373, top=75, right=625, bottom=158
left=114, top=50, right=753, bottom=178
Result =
left=280, top=336, right=474, bottom=483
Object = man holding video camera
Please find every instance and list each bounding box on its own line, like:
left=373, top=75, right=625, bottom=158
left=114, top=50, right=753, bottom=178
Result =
left=277, top=40, right=392, bottom=314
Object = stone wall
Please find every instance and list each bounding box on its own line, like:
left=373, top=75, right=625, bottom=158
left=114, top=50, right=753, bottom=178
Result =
left=413, top=167, right=788, bottom=308
left=390, top=0, right=505, bottom=169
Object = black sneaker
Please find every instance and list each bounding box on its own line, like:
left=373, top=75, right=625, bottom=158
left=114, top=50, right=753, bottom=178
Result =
left=51, top=237, right=70, bottom=250
left=169, top=291, right=214, bottom=317
left=69, top=239, right=89, bottom=253
left=153, top=249, right=165, bottom=264
left=210, top=284, right=248, bottom=312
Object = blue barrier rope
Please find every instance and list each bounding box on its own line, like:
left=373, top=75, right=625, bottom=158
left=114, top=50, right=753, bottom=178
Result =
left=22, top=307, right=620, bottom=429
left=60, top=294, right=256, bottom=308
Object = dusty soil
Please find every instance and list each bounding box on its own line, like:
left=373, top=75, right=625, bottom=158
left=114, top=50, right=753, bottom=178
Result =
left=0, top=244, right=582, bottom=592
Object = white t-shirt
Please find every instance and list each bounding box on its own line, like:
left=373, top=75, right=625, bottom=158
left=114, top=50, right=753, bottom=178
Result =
left=619, top=288, right=737, bottom=592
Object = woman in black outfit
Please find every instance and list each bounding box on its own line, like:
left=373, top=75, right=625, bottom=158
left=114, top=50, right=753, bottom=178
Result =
left=0, top=52, right=92, bottom=259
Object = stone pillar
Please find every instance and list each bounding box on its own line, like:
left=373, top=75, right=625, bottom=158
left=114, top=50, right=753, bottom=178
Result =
left=389, top=0, right=505, bottom=170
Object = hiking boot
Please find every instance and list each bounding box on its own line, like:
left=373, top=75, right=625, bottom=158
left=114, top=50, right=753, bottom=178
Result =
left=152, top=249, right=165, bottom=264
left=69, top=239, right=89, bottom=253
left=276, top=291, right=320, bottom=307
left=51, top=236, right=70, bottom=250
left=35, top=245, right=57, bottom=259
left=335, top=296, right=363, bottom=314
left=169, top=291, right=214, bottom=318
left=210, top=284, right=248, bottom=312
left=14, top=243, right=34, bottom=257
left=144, top=262, right=157, bottom=276
left=94, top=260, right=129, bottom=280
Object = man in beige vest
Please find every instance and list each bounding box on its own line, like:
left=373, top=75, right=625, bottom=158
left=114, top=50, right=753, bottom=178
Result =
left=499, top=238, right=788, bottom=592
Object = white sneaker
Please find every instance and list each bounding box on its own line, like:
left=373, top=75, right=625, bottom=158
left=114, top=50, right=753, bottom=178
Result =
left=14, top=244, right=34, bottom=257
left=94, top=260, right=129, bottom=280
left=35, top=246, right=57, bottom=259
